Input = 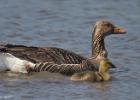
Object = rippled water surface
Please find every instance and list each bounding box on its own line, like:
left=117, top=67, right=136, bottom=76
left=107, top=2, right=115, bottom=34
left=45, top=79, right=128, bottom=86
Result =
left=0, top=0, right=140, bottom=100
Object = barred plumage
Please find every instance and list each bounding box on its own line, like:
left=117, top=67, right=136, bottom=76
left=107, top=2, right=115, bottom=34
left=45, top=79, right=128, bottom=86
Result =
left=30, top=61, right=98, bottom=75
left=0, top=44, right=86, bottom=64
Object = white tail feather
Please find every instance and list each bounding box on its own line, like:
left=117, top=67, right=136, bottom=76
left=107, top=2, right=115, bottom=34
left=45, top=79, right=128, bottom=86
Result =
left=0, top=53, right=35, bottom=73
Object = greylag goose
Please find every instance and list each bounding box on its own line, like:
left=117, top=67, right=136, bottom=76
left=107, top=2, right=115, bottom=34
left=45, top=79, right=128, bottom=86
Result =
left=70, top=59, right=115, bottom=82
left=0, top=20, right=126, bottom=65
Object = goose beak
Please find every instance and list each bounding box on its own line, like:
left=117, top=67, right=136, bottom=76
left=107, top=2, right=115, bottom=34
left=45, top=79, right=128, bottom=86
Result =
left=108, top=62, right=116, bottom=68
left=114, top=27, right=126, bottom=34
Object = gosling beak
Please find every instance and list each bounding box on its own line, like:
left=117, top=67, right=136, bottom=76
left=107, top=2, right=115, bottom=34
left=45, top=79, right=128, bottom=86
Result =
left=108, top=62, right=116, bottom=68
left=114, top=27, right=126, bottom=34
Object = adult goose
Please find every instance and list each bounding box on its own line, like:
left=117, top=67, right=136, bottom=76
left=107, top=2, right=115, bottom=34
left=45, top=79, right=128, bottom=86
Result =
left=0, top=20, right=126, bottom=65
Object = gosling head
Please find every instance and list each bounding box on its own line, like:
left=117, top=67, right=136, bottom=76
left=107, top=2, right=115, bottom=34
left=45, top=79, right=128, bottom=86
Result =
left=99, top=59, right=116, bottom=73
left=93, top=20, right=126, bottom=38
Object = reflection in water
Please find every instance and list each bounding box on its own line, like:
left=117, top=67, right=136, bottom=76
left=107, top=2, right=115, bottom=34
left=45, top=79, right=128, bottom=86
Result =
left=0, top=0, right=140, bottom=100
left=94, top=82, right=111, bottom=91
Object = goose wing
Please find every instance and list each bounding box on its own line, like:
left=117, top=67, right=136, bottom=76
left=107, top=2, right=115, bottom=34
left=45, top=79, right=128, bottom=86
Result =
left=0, top=44, right=86, bottom=64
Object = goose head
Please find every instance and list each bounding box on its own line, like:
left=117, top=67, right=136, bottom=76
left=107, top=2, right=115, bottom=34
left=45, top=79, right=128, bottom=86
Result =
left=93, top=20, right=126, bottom=38
left=91, top=20, right=126, bottom=60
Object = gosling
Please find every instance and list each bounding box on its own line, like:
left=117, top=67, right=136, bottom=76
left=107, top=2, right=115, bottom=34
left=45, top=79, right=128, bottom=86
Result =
left=70, top=59, right=116, bottom=82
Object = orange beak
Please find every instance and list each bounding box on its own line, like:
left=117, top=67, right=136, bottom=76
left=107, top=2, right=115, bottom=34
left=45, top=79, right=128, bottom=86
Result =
left=114, top=27, right=126, bottom=34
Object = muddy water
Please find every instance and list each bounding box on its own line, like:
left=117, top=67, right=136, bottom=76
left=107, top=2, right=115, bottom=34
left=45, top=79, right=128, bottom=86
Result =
left=0, top=0, right=140, bottom=100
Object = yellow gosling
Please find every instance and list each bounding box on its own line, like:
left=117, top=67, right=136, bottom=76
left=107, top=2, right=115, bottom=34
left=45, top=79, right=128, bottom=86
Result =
left=70, top=59, right=116, bottom=82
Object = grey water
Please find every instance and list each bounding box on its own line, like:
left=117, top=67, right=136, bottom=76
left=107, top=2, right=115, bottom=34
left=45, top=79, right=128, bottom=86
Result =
left=0, top=0, right=140, bottom=100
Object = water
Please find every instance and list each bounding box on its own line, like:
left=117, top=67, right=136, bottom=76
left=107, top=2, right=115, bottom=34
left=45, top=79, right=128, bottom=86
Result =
left=0, top=0, right=140, bottom=99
